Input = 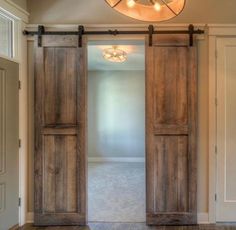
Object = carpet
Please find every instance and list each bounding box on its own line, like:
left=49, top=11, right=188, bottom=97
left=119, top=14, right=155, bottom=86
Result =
left=88, top=162, right=145, bottom=223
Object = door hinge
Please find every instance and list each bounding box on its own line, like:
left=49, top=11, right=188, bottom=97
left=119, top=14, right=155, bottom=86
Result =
left=215, top=98, right=218, bottom=106
left=215, top=50, right=218, bottom=59
left=18, top=80, right=21, bottom=90
left=18, top=197, right=21, bottom=207
left=215, top=145, right=217, bottom=154
left=215, top=194, right=217, bottom=201
left=19, top=139, right=22, bottom=148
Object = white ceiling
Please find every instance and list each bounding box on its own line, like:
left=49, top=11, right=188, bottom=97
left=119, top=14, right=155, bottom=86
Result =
left=88, top=41, right=145, bottom=71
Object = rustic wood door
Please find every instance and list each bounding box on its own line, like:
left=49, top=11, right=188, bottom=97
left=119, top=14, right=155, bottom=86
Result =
left=34, top=35, right=87, bottom=226
left=146, top=35, right=197, bottom=225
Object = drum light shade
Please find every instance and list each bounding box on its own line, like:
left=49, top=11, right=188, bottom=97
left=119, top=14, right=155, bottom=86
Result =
left=104, top=0, right=186, bottom=22
left=103, top=46, right=127, bottom=63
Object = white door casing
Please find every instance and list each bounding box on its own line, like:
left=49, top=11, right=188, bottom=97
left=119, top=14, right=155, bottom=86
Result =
left=216, top=37, right=236, bottom=222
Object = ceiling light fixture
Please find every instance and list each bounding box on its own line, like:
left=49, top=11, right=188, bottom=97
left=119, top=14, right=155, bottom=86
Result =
left=103, top=46, right=127, bottom=63
left=104, top=0, right=186, bottom=22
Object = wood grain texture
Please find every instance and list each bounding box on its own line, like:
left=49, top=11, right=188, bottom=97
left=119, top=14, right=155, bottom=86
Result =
left=146, top=35, right=197, bottom=225
left=44, top=48, right=77, bottom=125
left=44, top=136, right=56, bottom=213
left=41, top=35, right=78, bottom=47
left=34, top=36, right=87, bottom=226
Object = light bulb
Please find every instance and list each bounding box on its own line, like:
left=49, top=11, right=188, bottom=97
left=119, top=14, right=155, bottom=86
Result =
left=127, top=0, right=136, bottom=8
left=154, top=2, right=161, bottom=11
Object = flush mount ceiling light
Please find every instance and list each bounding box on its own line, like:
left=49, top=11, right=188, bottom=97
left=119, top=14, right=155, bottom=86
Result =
left=104, top=0, right=186, bottom=22
left=103, top=46, right=127, bottom=63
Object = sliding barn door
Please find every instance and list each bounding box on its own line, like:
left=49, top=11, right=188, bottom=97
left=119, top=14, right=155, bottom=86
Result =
left=34, top=35, right=87, bottom=226
left=146, top=35, right=197, bottom=225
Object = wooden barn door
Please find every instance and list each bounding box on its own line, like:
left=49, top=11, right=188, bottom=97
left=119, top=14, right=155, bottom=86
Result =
left=34, top=35, right=87, bottom=226
left=146, top=35, right=197, bottom=225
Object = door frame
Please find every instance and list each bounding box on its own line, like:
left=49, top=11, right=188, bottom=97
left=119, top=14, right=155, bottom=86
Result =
left=208, top=25, right=236, bottom=224
left=87, top=37, right=146, bottom=223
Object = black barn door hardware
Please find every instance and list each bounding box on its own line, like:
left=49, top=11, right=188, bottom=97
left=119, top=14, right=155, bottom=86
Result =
left=37, top=25, right=45, bottom=47
left=23, top=24, right=204, bottom=47
left=188, top=24, right=194, bottom=47
left=78, top=25, right=85, bottom=47
left=148, top=25, right=154, bottom=47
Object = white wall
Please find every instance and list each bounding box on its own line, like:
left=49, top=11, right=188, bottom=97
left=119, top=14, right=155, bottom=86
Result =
left=88, top=70, right=145, bottom=159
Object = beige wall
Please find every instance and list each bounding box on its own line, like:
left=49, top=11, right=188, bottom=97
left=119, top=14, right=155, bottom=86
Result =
left=27, top=38, right=209, bottom=213
left=11, top=0, right=27, bottom=11
left=27, top=0, right=236, bottom=24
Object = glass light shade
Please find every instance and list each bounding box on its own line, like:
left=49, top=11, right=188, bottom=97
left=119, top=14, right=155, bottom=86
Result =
left=103, top=47, right=127, bottom=63
left=104, top=0, right=186, bottom=22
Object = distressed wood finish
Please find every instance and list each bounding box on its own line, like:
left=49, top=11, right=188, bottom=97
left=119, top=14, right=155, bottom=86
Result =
left=146, top=35, right=197, bottom=225
left=34, top=35, right=87, bottom=226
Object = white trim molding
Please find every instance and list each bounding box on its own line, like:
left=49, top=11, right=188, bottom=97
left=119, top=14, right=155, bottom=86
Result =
left=26, top=23, right=206, bottom=30
left=197, top=213, right=209, bottom=224
left=18, top=21, right=28, bottom=227
left=88, top=157, right=145, bottom=163
left=208, top=34, right=217, bottom=224
left=26, top=212, right=34, bottom=224
left=208, top=24, right=236, bottom=36
left=0, top=0, right=29, bottom=23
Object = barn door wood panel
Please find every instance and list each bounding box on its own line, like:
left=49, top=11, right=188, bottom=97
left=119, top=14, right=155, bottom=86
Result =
left=146, top=35, right=197, bottom=225
left=34, top=35, right=87, bottom=226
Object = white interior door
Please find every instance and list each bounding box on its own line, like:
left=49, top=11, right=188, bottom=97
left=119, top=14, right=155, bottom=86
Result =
left=216, top=37, right=236, bottom=222
left=0, top=57, right=19, bottom=230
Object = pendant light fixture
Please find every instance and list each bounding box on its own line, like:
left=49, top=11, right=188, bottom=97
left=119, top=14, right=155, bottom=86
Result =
left=104, top=0, right=186, bottom=22
left=103, top=46, right=127, bottom=63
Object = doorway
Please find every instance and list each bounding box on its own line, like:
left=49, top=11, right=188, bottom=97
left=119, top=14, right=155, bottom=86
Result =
left=87, top=40, right=146, bottom=223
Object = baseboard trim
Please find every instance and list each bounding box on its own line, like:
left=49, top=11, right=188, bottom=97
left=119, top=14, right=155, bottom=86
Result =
left=88, top=157, right=145, bottom=163
left=9, top=224, right=19, bottom=230
left=26, top=212, right=34, bottom=223
left=27, top=212, right=209, bottom=224
left=197, top=212, right=209, bottom=224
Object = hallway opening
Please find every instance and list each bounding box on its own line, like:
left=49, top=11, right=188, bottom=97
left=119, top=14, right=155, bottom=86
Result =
left=87, top=40, right=145, bottom=222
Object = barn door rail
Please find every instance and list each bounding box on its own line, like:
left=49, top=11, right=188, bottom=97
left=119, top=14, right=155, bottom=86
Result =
left=23, top=24, right=204, bottom=47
